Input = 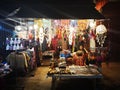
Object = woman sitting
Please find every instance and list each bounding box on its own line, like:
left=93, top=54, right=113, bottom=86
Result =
left=75, top=52, right=85, bottom=66
left=72, top=45, right=86, bottom=66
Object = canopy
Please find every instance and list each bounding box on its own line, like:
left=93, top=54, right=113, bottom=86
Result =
left=0, top=1, right=105, bottom=19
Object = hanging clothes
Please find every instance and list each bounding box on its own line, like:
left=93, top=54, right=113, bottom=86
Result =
left=42, top=37, right=48, bottom=52
left=26, top=48, right=37, bottom=71
left=34, top=44, right=41, bottom=66
left=62, top=37, right=68, bottom=50
left=89, top=30, right=96, bottom=52
left=51, top=36, right=58, bottom=51
left=90, top=37, right=96, bottom=52
left=6, top=51, right=30, bottom=74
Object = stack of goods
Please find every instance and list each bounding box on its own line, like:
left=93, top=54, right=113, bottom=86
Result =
left=47, top=66, right=71, bottom=75
left=47, top=64, right=100, bottom=76
left=68, top=65, right=99, bottom=75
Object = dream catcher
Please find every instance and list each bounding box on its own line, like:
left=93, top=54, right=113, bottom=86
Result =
left=96, top=24, right=107, bottom=47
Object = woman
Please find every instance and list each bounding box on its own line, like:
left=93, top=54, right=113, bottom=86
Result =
left=73, top=45, right=86, bottom=66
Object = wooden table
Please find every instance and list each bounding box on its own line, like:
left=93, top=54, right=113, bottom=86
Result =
left=47, top=65, right=103, bottom=90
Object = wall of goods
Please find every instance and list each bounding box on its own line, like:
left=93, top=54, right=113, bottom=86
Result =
left=5, top=19, right=109, bottom=53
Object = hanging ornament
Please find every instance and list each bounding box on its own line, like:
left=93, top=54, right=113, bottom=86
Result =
left=68, top=26, right=75, bottom=45
left=70, top=20, right=77, bottom=27
left=89, top=19, right=96, bottom=29
left=96, top=23, right=107, bottom=47
left=77, top=20, right=88, bottom=31
left=61, top=19, right=70, bottom=27
left=39, top=27, right=44, bottom=44
left=96, top=24, right=107, bottom=34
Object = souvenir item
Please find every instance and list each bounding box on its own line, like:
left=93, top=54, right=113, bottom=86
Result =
left=96, top=24, right=107, bottom=47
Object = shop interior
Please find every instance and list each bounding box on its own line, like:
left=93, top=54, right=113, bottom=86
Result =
left=0, top=18, right=110, bottom=74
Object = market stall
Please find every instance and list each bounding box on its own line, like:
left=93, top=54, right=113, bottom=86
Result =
left=0, top=1, right=110, bottom=90
left=3, top=18, right=109, bottom=75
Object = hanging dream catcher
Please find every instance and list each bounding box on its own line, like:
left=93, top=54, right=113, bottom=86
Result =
left=96, top=24, right=107, bottom=47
